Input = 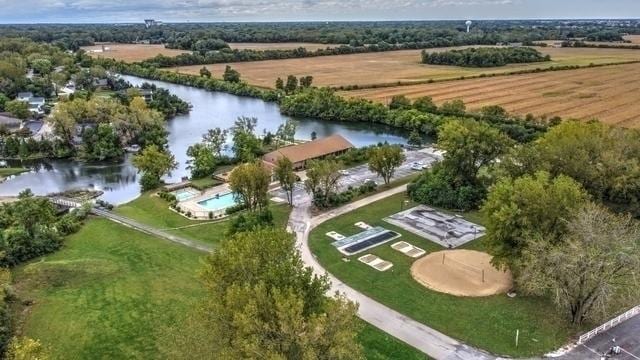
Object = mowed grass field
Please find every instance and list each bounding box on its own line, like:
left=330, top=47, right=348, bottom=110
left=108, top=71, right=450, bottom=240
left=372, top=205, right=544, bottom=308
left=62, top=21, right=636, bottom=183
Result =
left=171, top=46, right=640, bottom=88
left=345, top=62, right=640, bottom=127
left=11, top=218, right=424, bottom=359
left=81, top=43, right=190, bottom=63
left=229, top=42, right=340, bottom=51
left=310, top=193, right=574, bottom=357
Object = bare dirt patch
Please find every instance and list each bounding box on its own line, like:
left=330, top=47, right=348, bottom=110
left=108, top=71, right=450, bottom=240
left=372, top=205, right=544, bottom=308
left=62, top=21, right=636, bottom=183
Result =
left=345, top=62, right=640, bottom=127
left=81, top=44, right=190, bottom=63
left=411, top=250, right=513, bottom=297
left=171, top=46, right=640, bottom=88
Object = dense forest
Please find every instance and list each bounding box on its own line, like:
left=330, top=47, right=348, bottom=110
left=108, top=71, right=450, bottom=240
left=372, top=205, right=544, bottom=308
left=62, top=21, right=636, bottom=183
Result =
left=422, top=47, right=551, bottom=67
left=0, top=20, right=637, bottom=51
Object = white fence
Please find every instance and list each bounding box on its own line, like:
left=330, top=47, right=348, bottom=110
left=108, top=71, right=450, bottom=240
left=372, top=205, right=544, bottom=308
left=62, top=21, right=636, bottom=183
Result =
left=578, top=305, right=640, bottom=344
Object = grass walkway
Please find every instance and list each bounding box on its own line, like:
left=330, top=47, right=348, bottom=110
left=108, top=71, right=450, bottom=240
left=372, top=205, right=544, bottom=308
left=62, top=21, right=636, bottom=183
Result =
left=12, top=218, right=425, bottom=359
left=309, top=192, right=574, bottom=357
left=114, top=192, right=291, bottom=246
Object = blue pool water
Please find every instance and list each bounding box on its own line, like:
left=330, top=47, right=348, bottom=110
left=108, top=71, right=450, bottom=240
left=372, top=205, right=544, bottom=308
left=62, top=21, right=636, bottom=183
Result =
left=197, top=192, right=239, bottom=211
left=172, top=188, right=199, bottom=202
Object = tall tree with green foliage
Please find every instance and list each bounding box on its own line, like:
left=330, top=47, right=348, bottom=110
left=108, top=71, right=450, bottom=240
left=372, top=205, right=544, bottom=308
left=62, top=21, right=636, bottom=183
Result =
left=285, top=75, right=298, bottom=94
left=438, top=99, right=466, bottom=116
left=275, top=77, right=284, bottom=90
left=222, top=65, right=240, bottom=83
left=412, top=96, right=437, bottom=113
left=368, top=145, right=406, bottom=185
left=202, top=127, right=227, bottom=157
left=305, top=159, right=343, bottom=208
left=274, top=157, right=296, bottom=205
left=407, top=130, right=422, bottom=147
left=163, top=228, right=362, bottom=360
left=519, top=203, right=640, bottom=325
left=186, top=143, right=217, bottom=179
left=481, top=171, right=589, bottom=271
left=132, top=145, right=178, bottom=191
left=388, top=95, right=411, bottom=110
left=228, top=161, right=271, bottom=212
left=230, top=117, right=261, bottom=162
left=199, top=66, right=211, bottom=78
left=275, top=118, right=297, bottom=148
left=5, top=100, right=30, bottom=120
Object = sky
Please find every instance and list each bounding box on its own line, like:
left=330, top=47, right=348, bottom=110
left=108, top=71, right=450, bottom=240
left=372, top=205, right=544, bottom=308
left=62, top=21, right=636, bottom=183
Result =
left=0, top=0, right=639, bottom=23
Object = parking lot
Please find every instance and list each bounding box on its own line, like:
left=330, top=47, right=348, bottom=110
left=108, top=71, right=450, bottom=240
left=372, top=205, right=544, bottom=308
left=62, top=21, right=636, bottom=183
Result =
left=270, top=148, right=442, bottom=204
left=563, top=314, right=640, bottom=359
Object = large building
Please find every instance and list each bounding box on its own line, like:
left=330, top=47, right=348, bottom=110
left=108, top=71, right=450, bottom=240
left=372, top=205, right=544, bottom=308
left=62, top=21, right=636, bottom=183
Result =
left=263, top=134, right=354, bottom=170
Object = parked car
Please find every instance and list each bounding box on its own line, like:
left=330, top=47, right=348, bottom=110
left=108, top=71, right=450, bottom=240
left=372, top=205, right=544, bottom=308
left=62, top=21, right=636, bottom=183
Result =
left=338, top=169, right=350, bottom=176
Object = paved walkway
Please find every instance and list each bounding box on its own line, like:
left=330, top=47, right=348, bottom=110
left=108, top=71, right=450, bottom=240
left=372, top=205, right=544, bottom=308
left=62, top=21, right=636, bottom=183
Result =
left=289, top=185, right=496, bottom=360
left=91, top=208, right=213, bottom=253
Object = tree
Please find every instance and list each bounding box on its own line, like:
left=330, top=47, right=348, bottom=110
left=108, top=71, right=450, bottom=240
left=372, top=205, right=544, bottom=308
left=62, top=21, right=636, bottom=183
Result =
left=310, top=131, right=317, bottom=140
left=81, top=123, right=123, bottom=161
left=202, top=127, right=227, bottom=157
left=31, top=58, right=53, bottom=75
left=368, top=145, right=405, bottom=185
left=6, top=100, right=30, bottom=120
left=199, top=66, right=211, bottom=78
left=275, top=77, right=284, bottom=90
left=304, top=159, right=343, bottom=208
left=274, top=157, right=296, bottom=205
left=6, top=337, right=49, bottom=360
left=407, top=130, right=422, bottom=147
left=412, top=96, right=437, bottom=113
left=231, top=117, right=261, bottom=162
left=275, top=118, right=297, bottom=148
left=438, top=119, right=513, bottom=184
left=132, top=145, right=178, bottom=191
left=299, top=75, right=313, bottom=88
left=163, top=228, right=362, bottom=360
left=222, top=65, right=240, bottom=83
left=228, top=161, right=271, bottom=212
left=388, top=95, right=411, bottom=110
left=481, top=171, right=589, bottom=271
left=519, top=203, right=640, bottom=325
left=285, top=75, right=298, bottom=94
left=439, top=99, right=466, bottom=116
left=186, top=143, right=217, bottom=179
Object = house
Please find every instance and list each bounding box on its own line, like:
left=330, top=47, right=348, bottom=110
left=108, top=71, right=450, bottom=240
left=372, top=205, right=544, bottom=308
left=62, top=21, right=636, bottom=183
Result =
left=16, top=92, right=45, bottom=115
left=93, top=78, right=109, bottom=88
left=138, top=89, right=153, bottom=102
left=0, top=113, right=22, bottom=132
left=262, top=134, right=354, bottom=170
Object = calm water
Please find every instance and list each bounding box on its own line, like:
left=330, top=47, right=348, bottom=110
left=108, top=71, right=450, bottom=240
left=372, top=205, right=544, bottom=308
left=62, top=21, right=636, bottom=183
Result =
left=0, top=75, right=412, bottom=204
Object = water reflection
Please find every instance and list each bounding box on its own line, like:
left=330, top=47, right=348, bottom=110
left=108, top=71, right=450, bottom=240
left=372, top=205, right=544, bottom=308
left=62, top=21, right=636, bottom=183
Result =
left=0, top=75, right=413, bottom=204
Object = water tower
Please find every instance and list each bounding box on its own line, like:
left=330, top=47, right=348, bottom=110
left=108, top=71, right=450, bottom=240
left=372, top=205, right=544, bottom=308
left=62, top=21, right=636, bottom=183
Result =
left=465, top=20, right=473, bottom=33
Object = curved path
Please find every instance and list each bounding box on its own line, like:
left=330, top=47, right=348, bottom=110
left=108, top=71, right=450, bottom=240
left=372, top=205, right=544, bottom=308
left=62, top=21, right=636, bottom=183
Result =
left=288, top=185, right=497, bottom=360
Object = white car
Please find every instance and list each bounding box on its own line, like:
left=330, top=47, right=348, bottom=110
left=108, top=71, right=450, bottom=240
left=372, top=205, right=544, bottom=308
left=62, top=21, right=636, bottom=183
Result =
left=338, top=170, right=350, bottom=176
left=410, top=162, right=424, bottom=171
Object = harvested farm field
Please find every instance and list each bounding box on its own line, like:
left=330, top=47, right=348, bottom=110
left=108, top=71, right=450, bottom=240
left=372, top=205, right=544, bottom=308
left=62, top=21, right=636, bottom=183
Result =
left=171, top=46, right=640, bottom=88
left=344, top=62, right=640, bottom=128
left=229, top=42, right=340, bottom=51
left=81, top=44, right=190, bottom=62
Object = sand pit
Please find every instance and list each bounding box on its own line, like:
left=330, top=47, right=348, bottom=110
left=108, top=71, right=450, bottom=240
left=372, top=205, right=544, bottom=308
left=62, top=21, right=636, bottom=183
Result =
left=411, top=250, right=513, bottom=297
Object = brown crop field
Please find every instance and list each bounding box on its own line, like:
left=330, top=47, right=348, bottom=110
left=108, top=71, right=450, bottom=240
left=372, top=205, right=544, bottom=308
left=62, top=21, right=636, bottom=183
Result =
left=343, top=62, right=640, bottom=128
left=229, top=42, right=339, bottom=51
left=81, top=44, right=190, bottom=63
left=171, top=47, right=640, bottom=88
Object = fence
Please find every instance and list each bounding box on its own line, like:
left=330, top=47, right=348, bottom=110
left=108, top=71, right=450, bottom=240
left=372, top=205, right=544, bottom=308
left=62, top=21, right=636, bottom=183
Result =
left=577, top=305, right=640, bottom=344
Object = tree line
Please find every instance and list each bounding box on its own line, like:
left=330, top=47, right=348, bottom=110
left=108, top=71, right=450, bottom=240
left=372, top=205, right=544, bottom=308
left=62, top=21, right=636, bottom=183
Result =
left=407, top=117, right=640, bottom=326
left=422, top=47, right=551, bottom=67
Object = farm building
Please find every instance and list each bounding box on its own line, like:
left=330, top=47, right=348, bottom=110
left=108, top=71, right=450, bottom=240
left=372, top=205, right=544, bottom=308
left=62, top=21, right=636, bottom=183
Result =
left=263, top=134, right=354, bottom=170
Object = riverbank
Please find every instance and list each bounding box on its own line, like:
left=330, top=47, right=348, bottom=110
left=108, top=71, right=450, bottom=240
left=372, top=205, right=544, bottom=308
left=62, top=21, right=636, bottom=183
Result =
left=0, top=167, right=28, bottom=182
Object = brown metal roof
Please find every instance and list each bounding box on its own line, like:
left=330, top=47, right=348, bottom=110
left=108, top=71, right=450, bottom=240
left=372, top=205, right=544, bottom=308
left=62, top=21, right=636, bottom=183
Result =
left=263, top=134, right=354, bottom=164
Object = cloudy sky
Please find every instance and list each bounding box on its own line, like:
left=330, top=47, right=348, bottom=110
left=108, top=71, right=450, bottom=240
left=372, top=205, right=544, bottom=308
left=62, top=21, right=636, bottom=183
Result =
left=0, top=0, right=639, bottom=23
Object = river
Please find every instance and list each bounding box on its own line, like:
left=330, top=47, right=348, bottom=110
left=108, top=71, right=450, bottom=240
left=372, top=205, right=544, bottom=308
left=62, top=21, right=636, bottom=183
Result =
left=0, top=75, right=413, bottom=204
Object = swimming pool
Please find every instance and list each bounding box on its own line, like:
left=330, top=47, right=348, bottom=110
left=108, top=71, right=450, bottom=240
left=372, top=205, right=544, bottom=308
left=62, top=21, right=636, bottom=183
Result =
left=171, top=187, right=200, bottom=202
left=197, top=192, right=239, bottom=211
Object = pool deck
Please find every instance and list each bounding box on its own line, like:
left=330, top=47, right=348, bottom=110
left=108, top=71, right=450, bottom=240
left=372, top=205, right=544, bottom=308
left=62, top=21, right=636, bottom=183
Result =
left=177, top=184, right=233, bottom=219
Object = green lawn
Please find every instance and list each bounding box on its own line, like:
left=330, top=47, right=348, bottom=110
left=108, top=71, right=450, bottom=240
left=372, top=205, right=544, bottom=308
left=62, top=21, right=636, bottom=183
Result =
left=11, top=218, right=207, bottom=359
left=114, top=192, right=291, bottom=247
left=359, top=321, right=427, bottom=360
left=12, top=218, right=429, bottom=359
left=309, top=193, right=574, bottom=357
left=189, top=177, right=223, bottom=190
